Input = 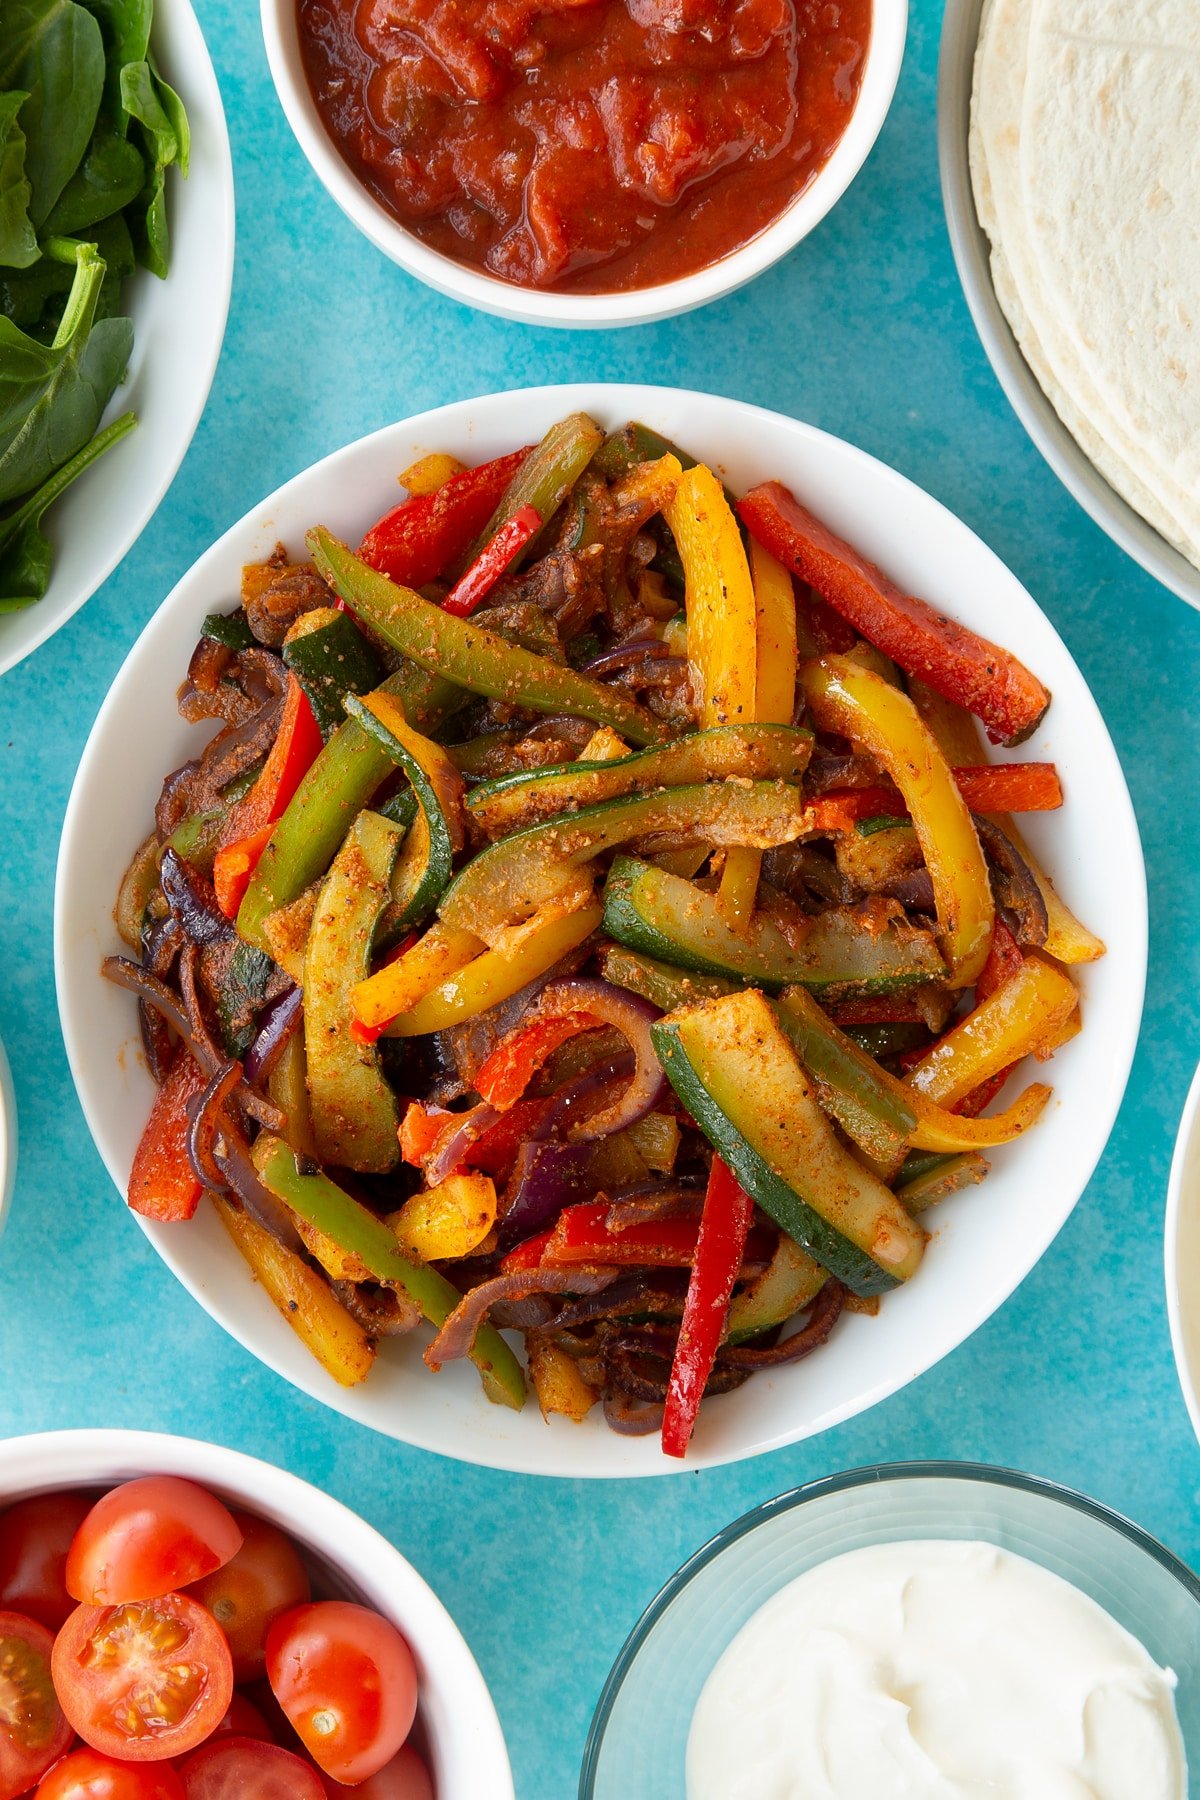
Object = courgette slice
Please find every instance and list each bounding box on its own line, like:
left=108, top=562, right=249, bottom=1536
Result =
left=344, top=693, right=463, bottom=942
left=603, top=858, right=945, bottom=997
left=304, top=808, right=403, bottom=1173
left=725, top=1236, right=829, bottom=1345
left=598, top=944, right=736, bottom=1012
left=202, top=608, right=256, bottom=651
left=466, top=724, right=813, bottom=836
left=651, top=989, right=926, bottom=1295
left=440, top=781, right=805, bottom=947
left=283, top=607, right=385, bottom=738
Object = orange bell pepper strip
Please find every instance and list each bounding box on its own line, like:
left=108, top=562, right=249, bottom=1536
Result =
left=662, top=1157, right=755, bottom=1459
left=214, top=675, right=323, bottom=919
left=799, top=656, right=994, bottom=988
left=127, top=1051, right=208, bottom=1222
left=357, top=447, right=531, bottom=587
left=739, top=480, right=1050, bottom=745
left=807, top=763, right=1062, bottom=834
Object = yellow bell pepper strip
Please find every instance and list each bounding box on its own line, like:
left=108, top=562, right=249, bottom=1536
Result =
left=308, top=527, right=668, bottom=749
left=252, top=1135, right=525, bottom=1409
left=464, top=723, right=812, bottom=838
left=661, top=462, right=760, bottom=929
left=391, top=1173, right=498, bottom=1261
left=351, top=922, right=483, bottom=1037
left=304, top=809, right=402, bottom=1174
left=799, top=655, right=994, bottom=988
left=383, top=899, right=604, bottom=1038
left=398, top=451, right=466, bottom=496
left=662, top=1156, right=756, bottom=1459
left=904, top=952, right=1079, bottom=1110
left=212, top=1193, right=375, bottom=1388
left=236, top=662, right=463, bottom=952
left=441, top=781, right=805, bottom=949
left=526, top=1335, right=598, bottom=1423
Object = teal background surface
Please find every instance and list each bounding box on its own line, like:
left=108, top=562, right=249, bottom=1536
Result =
left=1, top=3, right=1199, bottom=1795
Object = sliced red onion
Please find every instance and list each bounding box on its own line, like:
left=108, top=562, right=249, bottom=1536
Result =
left=497, top=1139, right=597, bottom=1251
left=603, top=1393, right=663, bottom=1436
left=187, top=1060, right=243, bottom=1191
left=425, top=1267, right=616, bottom=1369
left=243, top=985, right=302, bottom=1086
left=214, top=1121, right=303, bottom=1253
left=425, top=1102, right=502, bottom=1186
left=531, top=1052, right=633, bottom=1143
left=605, top=1183, right=703, bottom=1232
left=160, top=848, right=231, bottom=948
left=579, top=638, right=671, bottom=676
left=534, top=979, right=663, bottom=1141
left=332, top=1281, right=421, bottom=1337
left=717, top=1278, right=845, bottom=1367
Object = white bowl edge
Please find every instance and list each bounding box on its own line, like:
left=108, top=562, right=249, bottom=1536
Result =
left=1165, top=1064, right=1200, bottom=1445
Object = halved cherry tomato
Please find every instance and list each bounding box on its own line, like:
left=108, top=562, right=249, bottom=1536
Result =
left=323, top=1744, right=434, bottom=1800
left=0, top=1492, right=93, bottom=1630
left=209, top=1695, right=272, bottom=1744
left=36, top=1747, right=186, bottom=1799
left=67, top=1481, right=242, bottom=1606
left=265, top=1602, right=417, bottom=1784
left=177, top=1736, right=325, bottom=1800
left=0, top=1610, right=73, bottom=1799
left=52, top=1595, right=233, bottom=1763
left=187, top=1514, right=308, bottom=1684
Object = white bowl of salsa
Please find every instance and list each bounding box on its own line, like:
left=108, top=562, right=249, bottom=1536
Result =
left=260, top=0, right=907, bottom=329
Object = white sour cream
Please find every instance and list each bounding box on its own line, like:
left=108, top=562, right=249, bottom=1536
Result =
left=686, top=1539, right=1185, bottom=1800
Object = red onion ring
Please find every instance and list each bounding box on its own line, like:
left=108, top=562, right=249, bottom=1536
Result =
left=716, top=1278, right=845, bottom=1367
left=186, top=1060, right=244, bottom=1191
left=531, top=980, right=663, bottom=1142
left=243, top=985, right=303, bottom=1087
left=425, top=1267, right=616, bottom=1370
left=425, top=1102, right=502, bottom=1186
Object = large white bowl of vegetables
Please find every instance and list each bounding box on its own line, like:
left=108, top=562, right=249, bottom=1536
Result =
left=56, top=384, right=1146, bottom=1477
left=0, top=0, right=233, bottom=676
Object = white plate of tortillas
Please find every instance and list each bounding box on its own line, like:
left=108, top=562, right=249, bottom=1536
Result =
left=938, top=0, right=1200, bottom=609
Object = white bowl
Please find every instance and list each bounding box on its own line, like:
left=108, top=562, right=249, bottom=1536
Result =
left=56, top=382, right=1147, bottom=1478
left=937, top=0, right=1200, bottom=612
left=1165, top=1064, right=1200, bottom=1442
left=0, top=1428, right=513, bottom=1798
left=0, top=1033, right=14, bottom=1241
left=0, top=0, right=235, bottom=678
left=260, top=0, right=906, bottom=330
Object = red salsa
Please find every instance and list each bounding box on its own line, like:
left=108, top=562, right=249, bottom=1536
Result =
left=297, top=0, right=873, bottom=293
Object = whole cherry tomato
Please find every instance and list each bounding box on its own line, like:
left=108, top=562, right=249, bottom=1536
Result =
left=36, top=1747, right=186, bottom=1799
left=66, top=1482, right=242, bottom=1607
left=209, top=1695, right=272, bottom=1744
left=187, top=1514, right=309, bottom=1681
left=177, top=1736, right=326, bottom=1799
left=323, top=1744, right=434, bottom=1800
left=265, top=1602, right=417, bottom=1784
left=0, top=1610, right=73, bottom=1799
left=52, top=1595, right=233, bottom=1763
left=0, top=1493, right=93, bottom=1631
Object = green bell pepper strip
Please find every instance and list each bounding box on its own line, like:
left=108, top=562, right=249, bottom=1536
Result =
left=202, top=609, right=256, bottom=651
left=895, top=1151, right=988, bottom=1214
left=304, top=809, right=402, bottom=1174
left=440, top=781, right=806, bottom=946
left=597, top=944, right=736, bottom=1013
left=342, top=693, right=458, bottom=942
left=236, top=663, right=461, bottom=952
left=308, top=528, right=667, bottom=749
left=773, top=986, right=917, bottom=1170
left=254, top=1136, right=526, bottom=1410
left=464, top=412, right=604, bottom=570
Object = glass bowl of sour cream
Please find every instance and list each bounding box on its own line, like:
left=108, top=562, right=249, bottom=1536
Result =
left=579, top=1462, right=1200, bottom=1799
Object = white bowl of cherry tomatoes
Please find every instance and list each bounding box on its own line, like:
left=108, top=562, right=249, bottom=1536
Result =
left=0, top=1430, right=512, bottom=1799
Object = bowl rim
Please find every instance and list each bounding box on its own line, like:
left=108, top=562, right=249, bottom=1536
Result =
left=579, top=1458, right=1200, bottom=1795
left=0, top=1426, right=515, bottom=1798
left=1165, top=1061, right=1200, bottom=1444
left=935, top=0, right=1200, bottom=612
left=259, top=0, right=907, bottom=330
left=0, top=0, right=236, bottom=678
left=0, top=1032, right=14, bottom=1242
left=55, top=380, right=1147, bottom=1479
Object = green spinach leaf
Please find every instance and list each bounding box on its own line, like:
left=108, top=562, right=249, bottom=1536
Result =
left=0, top=405, right=134, bottom=607
left=43, top=122, right=144, bottom=235
left=0, top=92, right=39, bottom=268
left=120, top=55, right=185, bottom=275
left=0, top=240, right=131, bottom=503
left=77, top=0, right=150, bottom=128
left=0, top=0, right=104, bottom=225
left=0, top=214, right=132, bottom=334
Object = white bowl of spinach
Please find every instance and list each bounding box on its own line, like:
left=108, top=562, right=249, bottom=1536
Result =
left=0, top=0, right=233, bottom=675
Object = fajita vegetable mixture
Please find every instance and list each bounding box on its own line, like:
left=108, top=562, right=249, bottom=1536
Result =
left=0, top=0, right=189, bottom=610
left=107, top=413, right=1103, bottom=1459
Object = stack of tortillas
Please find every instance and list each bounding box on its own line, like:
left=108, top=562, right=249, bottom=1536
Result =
left=970, top=0, right=1200, bottom=569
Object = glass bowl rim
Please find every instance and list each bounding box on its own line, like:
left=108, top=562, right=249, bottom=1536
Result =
left=579, top=1458, right=1200, bottom=1796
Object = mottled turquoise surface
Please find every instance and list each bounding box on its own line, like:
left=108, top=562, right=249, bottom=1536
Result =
left=1, top=3, right=1199, bottom=1795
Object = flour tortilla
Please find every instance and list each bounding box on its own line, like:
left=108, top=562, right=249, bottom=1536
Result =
left=969, top=0, right=1200, bottom=566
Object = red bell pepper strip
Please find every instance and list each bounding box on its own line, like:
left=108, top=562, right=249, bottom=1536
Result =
left=127, top=1051, right=208, bottom=1222
left=502, top=1201, right=770, bottom=1271
left=358, top=448, right=531, bottom=588
left=830, top=995, right=931, bottom=1027
left=662, top=1157, right=755, bottom=1459
left=440, top=504, right=542, bottom=618
left=796, top=587, right=856, bottom=654
left=213, top=676, right=323, bottom=919
left=807, top=763, right=1061, bottom=834
left=473, top=1010, right=601, bottom=1110
left=738, top=481, right=1051, bottom=745
left=400, top=1096, right=552, bottom=1179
